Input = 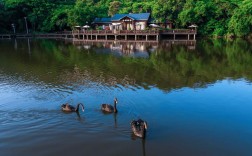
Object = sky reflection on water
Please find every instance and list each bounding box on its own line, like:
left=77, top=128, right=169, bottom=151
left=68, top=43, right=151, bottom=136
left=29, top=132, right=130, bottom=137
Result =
left=0, top=39, right=252, bottom=156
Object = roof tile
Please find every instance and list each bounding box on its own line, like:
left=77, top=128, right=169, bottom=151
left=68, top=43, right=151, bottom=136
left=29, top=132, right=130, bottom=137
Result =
left=111, top=13, right=150, bottom=21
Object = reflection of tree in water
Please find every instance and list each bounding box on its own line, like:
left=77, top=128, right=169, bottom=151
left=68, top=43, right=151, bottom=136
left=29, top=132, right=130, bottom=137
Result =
left=1, top=39, right=252, bottom=93
left=60, top=65, right=136, bottom=89
left=37, top=39, right=252, bottom=92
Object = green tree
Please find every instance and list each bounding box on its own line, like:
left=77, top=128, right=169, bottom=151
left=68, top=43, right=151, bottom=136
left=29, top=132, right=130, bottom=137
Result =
left=153, top=0, right=185, bottom=27
left=228, top=0, right=252, bottom=37
left=108, top=1, right=121, bottom=16
left=0, top=0, right=251, bottom=36
left=67, top=0, right=97, bottom=27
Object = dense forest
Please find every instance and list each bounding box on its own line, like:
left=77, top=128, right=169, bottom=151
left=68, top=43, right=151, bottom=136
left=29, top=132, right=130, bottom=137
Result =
left=0, top=0, right=251, bottom=37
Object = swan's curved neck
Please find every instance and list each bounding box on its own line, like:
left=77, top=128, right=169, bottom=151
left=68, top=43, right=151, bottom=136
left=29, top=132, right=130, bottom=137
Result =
left=114, top=101, right=117, bottom=113
left=76, top=103, right=84, bottom=112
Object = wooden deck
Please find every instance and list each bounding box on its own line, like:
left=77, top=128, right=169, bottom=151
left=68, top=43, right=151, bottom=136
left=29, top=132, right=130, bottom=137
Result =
left=68, top=39, right=197, bottom=51
left=71, top=29, right=197, bottom=41
left=0, top=33, right=67, bottom=39
left=70, top=29, right=196, bottom=35
left=0, top=29, right=197, bottom=41
left=0, top=34, right=12, bottom=39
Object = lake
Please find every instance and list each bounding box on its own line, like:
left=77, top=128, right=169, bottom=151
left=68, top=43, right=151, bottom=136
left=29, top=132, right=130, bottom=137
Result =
left=0, top=38, right=252, bottom=156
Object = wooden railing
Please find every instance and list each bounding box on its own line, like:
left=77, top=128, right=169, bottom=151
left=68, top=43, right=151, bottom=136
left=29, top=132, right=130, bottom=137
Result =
left=160, top=29, right=197, bottom=34
left=71, top=30, right=160, bottom=34
left=1, top=29, right=197, bottom=39
left=70, top=29, right=196, bottom=35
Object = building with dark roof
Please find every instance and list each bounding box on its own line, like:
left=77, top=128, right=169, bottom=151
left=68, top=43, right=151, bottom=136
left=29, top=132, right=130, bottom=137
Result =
left=92, top=18, right=112, bottom=30
left=93, top=18, right=112, bottom=25
left=111, top=13, right=150, bottom=21
left=92, top=13, right=173, bottom=30
left=111, top=13, right=150, bottom=30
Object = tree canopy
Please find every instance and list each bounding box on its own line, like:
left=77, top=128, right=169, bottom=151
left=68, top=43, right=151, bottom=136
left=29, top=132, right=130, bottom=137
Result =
left=0, top=0, right=251, bottom=37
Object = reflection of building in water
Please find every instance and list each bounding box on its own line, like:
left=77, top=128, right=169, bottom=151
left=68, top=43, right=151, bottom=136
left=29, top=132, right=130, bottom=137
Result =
left=109, top=42, right=156, bottom=58
left=157, top=40, right=196, bottom=51
left=70, top=41, right=158, bottom=58
left=69, top=40, right=196, bottom=56
left=83, top=44, right=91, bottom=50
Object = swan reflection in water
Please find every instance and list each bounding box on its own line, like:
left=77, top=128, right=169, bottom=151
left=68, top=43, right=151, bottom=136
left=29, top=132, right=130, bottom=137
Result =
left=100, top=98, right=119, bottom=128
left=131, top=131, right=147, bottom=156
left=130, top=119, right=148, bottom=156
left=113, top=113, right=118, bottom=128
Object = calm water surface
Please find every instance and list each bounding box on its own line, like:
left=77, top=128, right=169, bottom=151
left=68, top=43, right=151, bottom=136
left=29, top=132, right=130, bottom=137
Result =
left=1, top=39, right=252, bottom=156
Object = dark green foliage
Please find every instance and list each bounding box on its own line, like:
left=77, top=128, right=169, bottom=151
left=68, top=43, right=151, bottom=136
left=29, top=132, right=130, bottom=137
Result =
left=108, top=1, right=121, bottom=16
left=0, top=0, right=251, bottom=36
left=228, top=0, right=252, bottom=37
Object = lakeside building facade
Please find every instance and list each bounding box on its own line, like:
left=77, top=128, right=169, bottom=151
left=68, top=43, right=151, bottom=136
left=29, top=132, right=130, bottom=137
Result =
left=68, top=13, right=196, bottom=41
left=92, top=13, right=173, bottom=31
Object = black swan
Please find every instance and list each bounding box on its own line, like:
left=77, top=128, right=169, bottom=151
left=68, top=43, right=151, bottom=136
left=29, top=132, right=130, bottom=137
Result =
left=101, top=98, right=118, bottom=113
left=61, top=103, right=84, bottom=112
left=131, top=119, right=148, bottom=138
